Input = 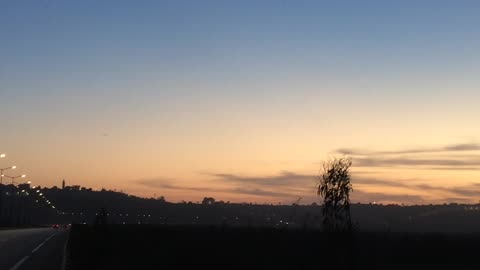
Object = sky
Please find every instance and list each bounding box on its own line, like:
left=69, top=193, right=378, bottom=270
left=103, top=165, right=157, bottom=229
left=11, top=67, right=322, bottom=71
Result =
left=1, top=1, right=480, bottom=204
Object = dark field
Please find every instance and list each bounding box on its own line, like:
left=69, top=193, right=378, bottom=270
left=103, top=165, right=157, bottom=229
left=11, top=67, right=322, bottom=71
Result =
left=66, top=225, right=479, bottom=270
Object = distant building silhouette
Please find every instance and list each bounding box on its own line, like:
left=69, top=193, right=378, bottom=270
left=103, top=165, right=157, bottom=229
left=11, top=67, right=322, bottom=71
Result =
left=64, top=185, right=81, bottom=191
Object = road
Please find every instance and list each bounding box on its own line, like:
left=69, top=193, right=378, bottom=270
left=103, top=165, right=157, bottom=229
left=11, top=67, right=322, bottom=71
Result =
left=0, top=227, right=69, bottom=270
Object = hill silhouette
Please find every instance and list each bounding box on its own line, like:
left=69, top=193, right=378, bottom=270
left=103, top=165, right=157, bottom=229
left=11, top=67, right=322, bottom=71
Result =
left=2, top=183, right=480, bottom=233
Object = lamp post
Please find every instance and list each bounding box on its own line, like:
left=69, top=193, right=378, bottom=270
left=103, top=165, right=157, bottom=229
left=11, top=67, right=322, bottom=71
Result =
left=3, top=174, right=26, bottom=226
left=1, top=166, right=16, bottom=184
left=3, top=174, right=26, bottom=185
left=0, top=164, right=15, bottom=223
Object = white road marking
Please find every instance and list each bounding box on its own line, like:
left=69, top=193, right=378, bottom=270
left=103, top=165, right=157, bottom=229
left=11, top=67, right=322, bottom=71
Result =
left=31, top=242, right=44, bottom=253
left=9, top=256, right=29, bottom=270
left=31, top=232, right=57, bottom=254
left=45, top=234, right=55, bottom=242
left=8, top=231, right=60, bottom=270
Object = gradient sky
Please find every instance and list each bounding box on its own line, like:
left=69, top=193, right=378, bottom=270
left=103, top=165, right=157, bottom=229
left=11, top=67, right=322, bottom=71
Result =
left=2, top=1, right=480, bottom=204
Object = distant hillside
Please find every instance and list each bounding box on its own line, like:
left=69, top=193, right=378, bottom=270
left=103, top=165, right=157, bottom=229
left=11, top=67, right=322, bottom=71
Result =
left=3, top=183, right=480, bottom=232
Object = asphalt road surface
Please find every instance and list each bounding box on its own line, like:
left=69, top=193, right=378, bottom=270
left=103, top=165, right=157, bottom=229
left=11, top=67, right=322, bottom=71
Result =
left=0, top=227, right=69, bottom=270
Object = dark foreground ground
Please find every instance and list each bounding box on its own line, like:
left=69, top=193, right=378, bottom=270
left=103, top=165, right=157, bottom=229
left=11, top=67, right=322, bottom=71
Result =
left=66, top=224, right=479, bottom=270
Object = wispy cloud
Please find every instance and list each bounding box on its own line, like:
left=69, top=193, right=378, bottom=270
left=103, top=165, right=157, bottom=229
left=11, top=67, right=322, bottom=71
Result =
left=337, top=143, right=480, bottom=156
left=353, top=177, right=407, bottom=188
left=414, top=184, right=480, bottom=197
left=210, top=171, right=314, bottom=187
left=137, top=178, right=224, bottom=193
left=442, top=197, right=474, bottom=203
left=136, top=178, right=294, bottom=199
left=336, top=142, right=480, bottom=170
left=135, top=173, right=480, bottom=204
left=354, top=157, right=480, bottom=167
left=354, top=177, right=480, bottom=198
left=232, top=187, right=293, bottom=198
left=424, top=167, right=480, bottom=171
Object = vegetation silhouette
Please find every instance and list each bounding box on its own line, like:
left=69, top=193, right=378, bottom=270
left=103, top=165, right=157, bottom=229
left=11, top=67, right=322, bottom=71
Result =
left=202, top=197, right=216, bottom=205
left=318, top=156, right=353, bottom=232
left=317, top=157, right=355, bottom=269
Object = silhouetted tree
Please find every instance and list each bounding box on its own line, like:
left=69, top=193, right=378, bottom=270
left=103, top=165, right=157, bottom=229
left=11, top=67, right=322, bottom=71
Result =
left=202, top=197, right=215, bottom=205
left=317, top=157, right=353, bottom=232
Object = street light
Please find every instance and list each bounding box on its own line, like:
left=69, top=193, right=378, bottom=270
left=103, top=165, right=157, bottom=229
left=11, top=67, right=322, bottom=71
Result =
left=3, top=174, right=26, bottom=184
left=0, top=154, right=5, bottom=158
left=1, top=166, right=16, bottom=184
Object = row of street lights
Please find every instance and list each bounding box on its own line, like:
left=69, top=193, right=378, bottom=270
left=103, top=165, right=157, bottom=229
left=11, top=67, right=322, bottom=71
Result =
left=0, top=153, right=27, bottom=185
left=1, top=153, right=60, bottom=225
left=1, top=153, right=57, bottom=209
left=1, top=153, right=29, bottom=225
left=28, top=185, right=58, bottom=210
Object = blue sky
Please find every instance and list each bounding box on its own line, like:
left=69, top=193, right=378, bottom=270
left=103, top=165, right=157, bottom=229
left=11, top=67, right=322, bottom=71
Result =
left=1, top=1, right=480, bottom=203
